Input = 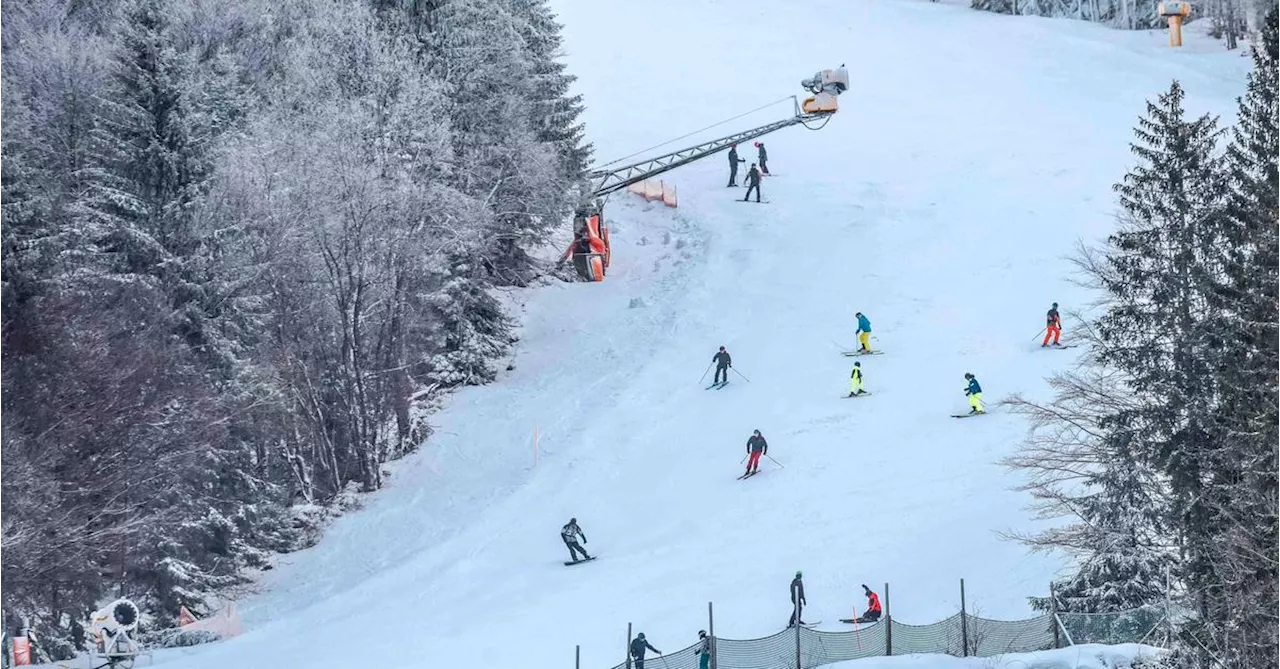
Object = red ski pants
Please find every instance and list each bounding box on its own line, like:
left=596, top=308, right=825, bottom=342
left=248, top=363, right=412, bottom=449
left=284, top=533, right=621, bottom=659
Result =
left=747, top=451, right=763, bottom=472
left=1043, top=324, right=1061, bottom=345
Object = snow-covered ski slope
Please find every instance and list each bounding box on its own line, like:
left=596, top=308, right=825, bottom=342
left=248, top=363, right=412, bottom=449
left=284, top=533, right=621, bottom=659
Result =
left=162, top=2, right=1247, bottom=668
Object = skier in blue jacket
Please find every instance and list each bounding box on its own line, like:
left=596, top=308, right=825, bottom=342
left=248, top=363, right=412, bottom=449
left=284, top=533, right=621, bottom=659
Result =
left=963, top=373, right=984, bottom=414
left=855, top=312, right=872, bottom=352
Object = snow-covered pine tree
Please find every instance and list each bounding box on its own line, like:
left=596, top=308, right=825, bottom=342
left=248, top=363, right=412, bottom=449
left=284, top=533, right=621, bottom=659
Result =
left=969, top=0, right=1162, bottom=30
left=508, top=0, right=593, bottom=183
left=1193, top=11, right=1278, bottom=668
left=423, top=254, right=516, bottom=388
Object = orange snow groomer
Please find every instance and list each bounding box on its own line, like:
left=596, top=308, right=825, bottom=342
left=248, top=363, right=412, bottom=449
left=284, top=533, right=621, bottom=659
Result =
left=561, top=204, right=611, bottom=281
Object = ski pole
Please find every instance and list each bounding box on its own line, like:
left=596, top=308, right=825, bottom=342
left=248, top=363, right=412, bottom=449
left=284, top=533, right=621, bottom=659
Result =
left=766, top=454, right=785, bottom=468
left=699, top=361, right=714, bottom=384
left=731, top=367, right=751, bottom=382
left=1032, top=327, right=1046, bottom=342
left=740, top=453, right=749, bottom=464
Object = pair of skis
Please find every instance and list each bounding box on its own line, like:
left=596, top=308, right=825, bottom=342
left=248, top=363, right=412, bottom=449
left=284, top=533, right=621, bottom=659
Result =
left=737, top=469, right=762, bottom=480
left=841, top=350, right=883, bottom=357
left=842, top=391, right=873, bottom=399
left=705, top=380, right=730, bottom=390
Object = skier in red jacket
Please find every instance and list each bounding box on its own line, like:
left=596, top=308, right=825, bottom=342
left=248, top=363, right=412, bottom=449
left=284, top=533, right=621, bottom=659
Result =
left=856, top=584, right=882, bottom=623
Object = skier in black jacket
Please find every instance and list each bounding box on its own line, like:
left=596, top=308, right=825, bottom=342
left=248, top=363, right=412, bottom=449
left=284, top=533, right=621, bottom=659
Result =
left=756, top=141, right=769, bottom=174
left=744, top=430, right=768, bottom=476
left=727, top=144, right=745, bottom=186
left=788, top=571, right=807, bottom=626
left=743, top=164, right=762, bottom=203
left=712, top=346, right=732, bottom=384
left=630, top=633, right=661, bottom=669
left=561, top=518, right=591, bottom=563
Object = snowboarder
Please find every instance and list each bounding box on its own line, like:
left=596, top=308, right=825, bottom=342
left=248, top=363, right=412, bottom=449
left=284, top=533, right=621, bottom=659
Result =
left=848, top=361, right=866, bottom=397
left=713, top=346, right=732, bottom=385
left=1042, top=302, right=1062, bottom=347
left=788, top=570, right=807, bottom=626
left=630, top=633, right=661, bottom=669
left=755, top=141, right=769, bottom=175
left=695, top=630, right=711, bottom=669
left=745, top=429, right=768, bottom=476
left=727, top=144, right=746, bottom=186
left=856, top=584, right=882, bottom=623
left=963, top=373, right=985, bottom=414
left=561, top=517, right=591, bottom=562
left=743, top=163, right=762, bottom=203
left=855, top=312, right=872, bottom=352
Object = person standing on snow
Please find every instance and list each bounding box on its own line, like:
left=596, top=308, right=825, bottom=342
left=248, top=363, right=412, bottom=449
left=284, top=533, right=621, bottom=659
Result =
left=695, top=630, right=712, bottom=669
left=630, top=633, right=661, bottom=669
left=743, top=164, right=762, bottom=203
left=788, top=570, right=807, bottom=626
left=755, top=141, right=770, bottom=175
left=727, top=144, right=746, bottom=186
left=745, top=430, right=768, bottom=476
left=963, top=373, right=985, bottom=414
left=561, top=517, right=591, bottom=562
left=855, top=312, right=872, bottom=352
left=712, top=346, right=733, bottom=385
left=856, top=584, right=882, bottom=623
left=1042, top=302, right=1062, bottom=347
left=848, top=361, right=866, bottom=397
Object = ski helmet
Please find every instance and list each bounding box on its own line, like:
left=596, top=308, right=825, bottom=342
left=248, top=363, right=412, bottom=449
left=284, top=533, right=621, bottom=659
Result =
left=569, top=517, right=576, bottom=524
left=754, top=429, right=762, bottom=436
left=637, top=633, right=645, bottom=639
left=1052, top=302, right=1058, bottom=308
left=964, top=373, right=973, bottom=379
left=719, top=346, right=726, bottom=351
left=699, top=630, right=707, bottom=638
left=796, top=570, right=803, bottom=577
left=854, top=361, right=861, bottom=367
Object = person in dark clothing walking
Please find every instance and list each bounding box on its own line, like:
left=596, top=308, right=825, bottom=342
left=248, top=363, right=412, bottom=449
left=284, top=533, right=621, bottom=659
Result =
left=788, top=571, right=807, bottom=626
left=755, top=141, right=769, bottom=174
left=695, top=630, right=712, bottom=669
left=561, top=518, right=590, bottom=562
left=712, top=346, right=732, bottom=384
left=743, top=164, right=762, bottom=202
left=745, top=430, right=768, bottom=476
left=727, top=144, right=746, bottom=186
left=630, top=633, right=661, bottom=669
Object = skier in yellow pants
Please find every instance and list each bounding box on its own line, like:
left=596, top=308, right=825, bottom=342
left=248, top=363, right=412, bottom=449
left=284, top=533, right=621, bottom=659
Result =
left=963, top=373, right=985, bottom=414
left=848, top=361, right=866, bottom=397
left=855, top=312, right=872, bottom=352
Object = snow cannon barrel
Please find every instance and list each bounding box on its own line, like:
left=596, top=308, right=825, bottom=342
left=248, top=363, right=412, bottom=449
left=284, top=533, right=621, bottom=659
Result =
left=1157, top=1, right=1191, bottom=47
left=562, top=202, right=610, bottom=281
left=801, top=66, right=849, bottom=114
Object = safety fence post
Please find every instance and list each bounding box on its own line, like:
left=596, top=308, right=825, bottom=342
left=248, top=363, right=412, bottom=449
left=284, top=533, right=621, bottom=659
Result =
left=884, top=582, right=892, bottom=656
left=626, top=622, right=632, bottom=669
left=708, top=601, right=717, bottom=669
left=959, top=579, right=969, bottom=657
left=794, top=597, right=802, bottom=669
left=575, top=644, right=581, bottom=669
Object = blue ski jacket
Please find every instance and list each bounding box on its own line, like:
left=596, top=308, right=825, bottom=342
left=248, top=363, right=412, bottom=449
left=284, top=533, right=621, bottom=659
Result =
left=856, top=314, right=871, bottom=333
left=966, top=378, right=982, bottom=395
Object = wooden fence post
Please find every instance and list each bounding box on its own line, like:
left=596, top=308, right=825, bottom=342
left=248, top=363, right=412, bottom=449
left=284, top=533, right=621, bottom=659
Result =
left=959, top=578, right=969, bottom=657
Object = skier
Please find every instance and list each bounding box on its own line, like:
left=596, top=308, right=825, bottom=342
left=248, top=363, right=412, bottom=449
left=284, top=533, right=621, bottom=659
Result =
left=856, top=584, right=882, bottom=623
left=963, top=373, right=985, bottom=414
left=1042, top=302, right=1062, bottom=347
left=745, top=429, right=768, bottom=476
left=561, top=517, right=591, bottom=563
left=630, top=633, right=661, bottom=669
left=847, top=361, right=866, bottom=397
left=743, top=163, right=762, bottom=203
left=788, top=570, right=807, bottom=626
left=713, top=346, right=732, bottom=385
left=727, top=144, right=745, bottom=186
left=855, top=312, right=872, bottom=352
left=755, top=141, right=769, bottom=175
left=695, top=630, right=711, bottom=669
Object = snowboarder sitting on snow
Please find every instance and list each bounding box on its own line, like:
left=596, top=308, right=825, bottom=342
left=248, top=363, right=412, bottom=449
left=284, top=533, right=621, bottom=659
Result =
left=963, top=373, right=985, bottom=414
left=695, top=630, right=712, bottom=669
left=788, top=570, right=807, bottom=626
left=1042, top=302, right=1062, bottom=347
left=561, top=517, right=591, bottom=563
left=743, top=164, right=762, bottom=203
left=755, top=141, right=769, bottom=174
left=855, top=312, right=872, bottom=352
left=856, top=584, right=882, bottom=623
left=848, top=361, right=866, bottom=397
left=727, top=144, right=746, bottom=186
left=713, top=346, right=732, bottom=384
left=745, top=430, right=768, bottom=476
left=630, top=633, right=661, bottom=669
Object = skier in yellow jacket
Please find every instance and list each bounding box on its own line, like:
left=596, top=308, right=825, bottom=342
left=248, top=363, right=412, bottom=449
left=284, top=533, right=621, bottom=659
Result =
left=847, top=361, right=866, bottom=397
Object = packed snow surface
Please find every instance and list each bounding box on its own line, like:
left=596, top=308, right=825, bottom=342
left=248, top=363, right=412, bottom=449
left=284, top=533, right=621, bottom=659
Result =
left=157, top=1, right=1247, bottom=667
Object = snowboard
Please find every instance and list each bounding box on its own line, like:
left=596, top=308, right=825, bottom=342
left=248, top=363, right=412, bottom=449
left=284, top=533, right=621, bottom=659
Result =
left=842, top=392, right=873, bottom=399
left=842, top=350, right=883, bottom=357
left=736, top=199, right=771, bottom=204
left=564, top=556, right=597, bottom=566
left=951, top=412, right=988, bottom=419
